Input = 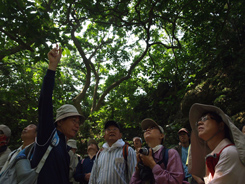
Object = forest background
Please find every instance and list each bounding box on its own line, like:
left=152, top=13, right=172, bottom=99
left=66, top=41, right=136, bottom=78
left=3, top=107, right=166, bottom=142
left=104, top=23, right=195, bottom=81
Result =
left=1, top=0, right=244, bottom=156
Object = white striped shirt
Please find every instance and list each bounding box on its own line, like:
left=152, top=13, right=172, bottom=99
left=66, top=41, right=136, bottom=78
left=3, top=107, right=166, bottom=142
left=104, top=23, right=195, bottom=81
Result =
left=89, top=139, right=137, bottom=184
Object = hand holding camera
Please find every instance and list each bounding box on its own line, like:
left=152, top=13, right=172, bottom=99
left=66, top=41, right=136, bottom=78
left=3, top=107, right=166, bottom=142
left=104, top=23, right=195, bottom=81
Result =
left=137, top=147, right=156, bottom=169
left=137, top=147, right=156, bottom=181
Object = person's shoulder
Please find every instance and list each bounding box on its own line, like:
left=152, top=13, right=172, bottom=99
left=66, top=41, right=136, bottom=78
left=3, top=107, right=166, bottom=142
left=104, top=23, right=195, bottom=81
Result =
left=1, top=147, right=11, bottom=156
left=173, top=144, right=181, bottom=150
left=6, top=147, right=11, bottom=153
left=127, top=146, right=136, bottom=155
left=168, top=147, right=180, bottom=156
left=127, top=146, right=134, bottom=151
left=221, top=145, right=238, bottom=159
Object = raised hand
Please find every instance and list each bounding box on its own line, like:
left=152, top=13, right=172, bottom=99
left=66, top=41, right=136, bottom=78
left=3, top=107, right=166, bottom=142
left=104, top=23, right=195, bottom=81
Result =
left=47, top=44, right=62, bottom=71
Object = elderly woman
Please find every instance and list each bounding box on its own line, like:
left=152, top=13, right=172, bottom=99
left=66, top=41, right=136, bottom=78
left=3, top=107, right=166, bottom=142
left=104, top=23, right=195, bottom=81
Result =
left=189, top=103, right=245, bottom=184
left=130, top=118, right=186, bottom=184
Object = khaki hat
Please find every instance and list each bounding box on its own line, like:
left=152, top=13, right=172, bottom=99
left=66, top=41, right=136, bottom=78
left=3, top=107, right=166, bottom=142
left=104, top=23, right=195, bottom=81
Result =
left=189, top=103, right=245, bottom=177
left=0, top=124, right=11, bottom=138
left=67, top=139, right=77, bottom=149
left=55, top=104, right=85, bottom=123
left=141, top=118, right=164, bottom=134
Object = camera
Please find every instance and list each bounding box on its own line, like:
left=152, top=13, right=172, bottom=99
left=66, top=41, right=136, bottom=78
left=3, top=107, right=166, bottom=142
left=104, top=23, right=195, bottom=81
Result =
left=139, top=147, right=149, bottom=155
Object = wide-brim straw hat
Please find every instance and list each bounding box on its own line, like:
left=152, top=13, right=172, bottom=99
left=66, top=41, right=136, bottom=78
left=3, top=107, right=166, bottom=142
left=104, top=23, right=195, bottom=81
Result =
left=189, top=103, right=245, bottom=177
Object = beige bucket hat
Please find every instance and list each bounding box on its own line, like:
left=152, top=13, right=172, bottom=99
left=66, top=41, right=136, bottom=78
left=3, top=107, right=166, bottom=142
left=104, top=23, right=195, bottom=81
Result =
left=189, top=103, right=245, bottom=177
left=55, top=104, right=85, bottom=123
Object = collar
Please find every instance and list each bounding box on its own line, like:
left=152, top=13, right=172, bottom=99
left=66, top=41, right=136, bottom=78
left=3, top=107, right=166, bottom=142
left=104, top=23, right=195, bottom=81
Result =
left=152, top=145, right=163, bottom=153
left=102, top=139, right=125, bottom=152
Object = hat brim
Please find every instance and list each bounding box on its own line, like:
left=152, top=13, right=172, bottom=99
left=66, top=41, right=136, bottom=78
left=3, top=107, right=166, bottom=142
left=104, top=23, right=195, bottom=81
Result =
left=189, top=103, right=229, bottom=132
left=141, top=118, right=163, bottom=134
left=55, top=112, right=85, bottom=123
left=178, top=130, right=188, bottom=134
left=178, top=128, right=189, bottom=134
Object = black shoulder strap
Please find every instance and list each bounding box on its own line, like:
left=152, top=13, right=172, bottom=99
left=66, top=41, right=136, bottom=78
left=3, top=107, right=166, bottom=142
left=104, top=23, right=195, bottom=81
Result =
left=157, top=147, right=169, bottom=169
left=123, top=143, right=129, bottom=175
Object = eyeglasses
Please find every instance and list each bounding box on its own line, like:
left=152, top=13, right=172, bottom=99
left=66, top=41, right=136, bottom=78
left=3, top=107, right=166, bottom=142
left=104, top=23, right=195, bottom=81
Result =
left=143, top=126, right=157, bottom=133
left=106, top=128, right=119, bottom=132
left=71, top=117, right=81, bottom=126
left=196, top=115, right=215, bottom=127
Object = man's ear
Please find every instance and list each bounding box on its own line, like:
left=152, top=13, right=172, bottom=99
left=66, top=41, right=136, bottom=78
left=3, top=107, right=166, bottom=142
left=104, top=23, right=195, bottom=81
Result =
left=160, top=133, right=164, bottom=140
left=57, top=120, right=63, bottom=128
left=219, top=122, right=225, bottom=130
left=119, top=133, right=122, bottom=139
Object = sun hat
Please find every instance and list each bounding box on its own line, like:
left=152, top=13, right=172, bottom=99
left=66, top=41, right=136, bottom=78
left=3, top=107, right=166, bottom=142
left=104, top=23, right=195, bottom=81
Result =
left=0, top=124, right=11, bottom=138
left=141, top=118, right=164, bottom=134
left=189, top=103, right=245, bottom=177
left=67, top=139, right=77, bottom=149
left=55, top=104, right=85, bottom=123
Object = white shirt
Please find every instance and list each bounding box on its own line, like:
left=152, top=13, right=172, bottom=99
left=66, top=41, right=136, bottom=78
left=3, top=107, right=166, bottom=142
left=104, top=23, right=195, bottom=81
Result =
left=204, top=138, right=245, bottom=184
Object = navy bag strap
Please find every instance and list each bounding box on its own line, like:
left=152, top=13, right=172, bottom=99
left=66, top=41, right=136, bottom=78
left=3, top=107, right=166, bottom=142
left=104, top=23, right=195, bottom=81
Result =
left=157, top=147, right=169, bottom=169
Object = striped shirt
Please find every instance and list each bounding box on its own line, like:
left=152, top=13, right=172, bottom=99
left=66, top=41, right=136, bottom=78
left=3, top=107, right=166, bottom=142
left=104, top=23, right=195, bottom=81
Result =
left=89, top=139, right=137, bottom=184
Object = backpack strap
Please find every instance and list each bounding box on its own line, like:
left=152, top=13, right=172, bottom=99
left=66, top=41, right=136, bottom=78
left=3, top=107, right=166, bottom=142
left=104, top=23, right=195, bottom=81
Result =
left=8, top=150, right=17, bottom=162
left=157, top=147, right=169, bottom=169
left=218, top=143, right=234, bottom=154
left=123, top=143, right=129, bottom=174
left=81, top=158, right=84, bottom=164
left=96, top=148, right=104, bottom=159
left=35, top=131, right=59, bottom=173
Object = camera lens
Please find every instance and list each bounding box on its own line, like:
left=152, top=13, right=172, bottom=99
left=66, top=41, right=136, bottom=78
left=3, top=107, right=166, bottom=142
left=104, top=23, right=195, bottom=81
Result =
left=139, top=147, right=149, bottom=155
